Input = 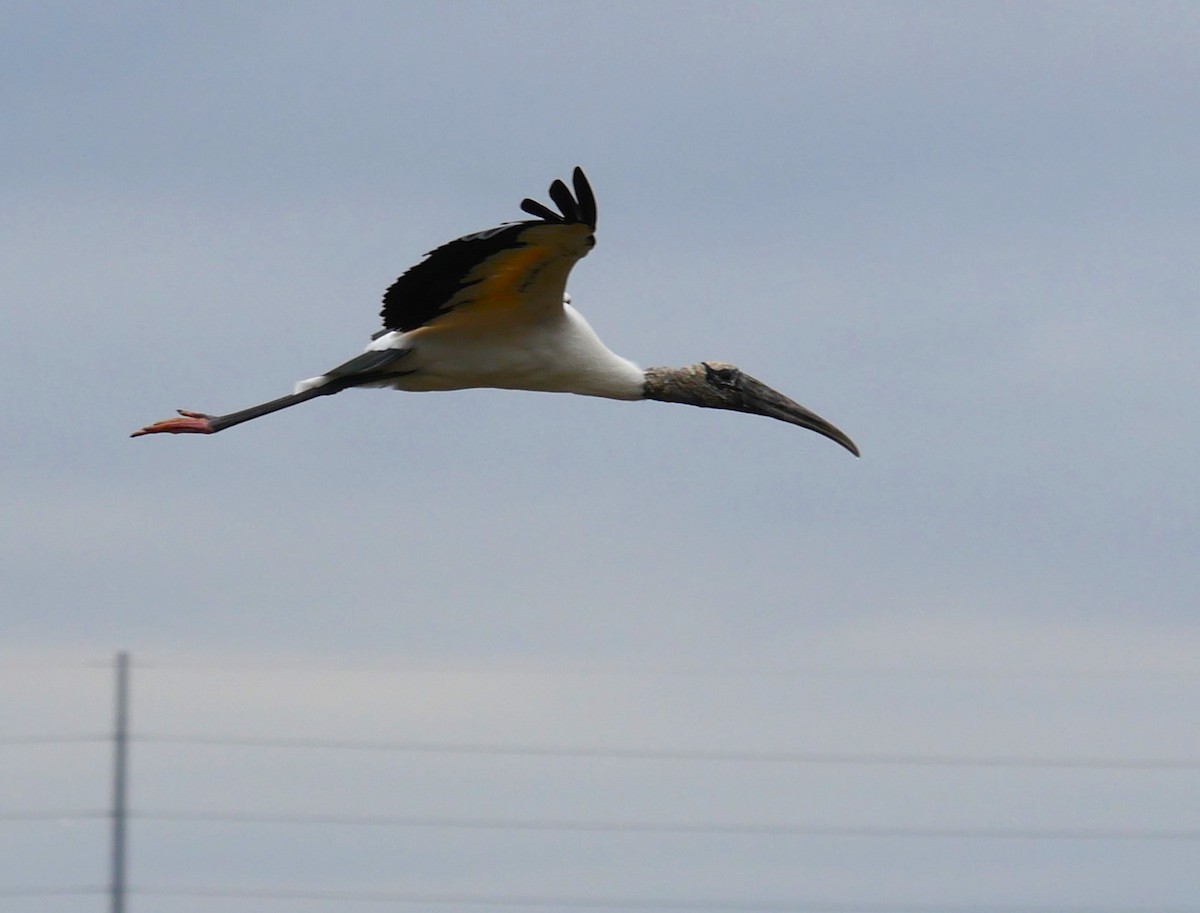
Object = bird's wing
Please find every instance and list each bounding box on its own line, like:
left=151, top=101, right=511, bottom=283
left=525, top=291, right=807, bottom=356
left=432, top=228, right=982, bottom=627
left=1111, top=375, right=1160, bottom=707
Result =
left=379, top=167, right=598, bottom=335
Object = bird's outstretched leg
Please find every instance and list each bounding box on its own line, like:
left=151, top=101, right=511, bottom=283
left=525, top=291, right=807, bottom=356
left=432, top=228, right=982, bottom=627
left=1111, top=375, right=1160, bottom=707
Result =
left=131, top=348, right=413, bottom=438
left=131, top=349, right=414, bottom=438
left=130, top=388, right=337, bottom=437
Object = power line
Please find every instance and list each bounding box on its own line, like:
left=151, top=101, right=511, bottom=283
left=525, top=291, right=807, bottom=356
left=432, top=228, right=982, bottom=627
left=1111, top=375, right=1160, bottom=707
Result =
left=0, top=811, right=106, bottom=822
left=0, top=660, right=115, bottom=672
left=6, top=808, right=1194, bottom=842
left=127, top=885, right=1200, bottom=912
left=6, top=651, right=1195, bottom=679
left=129, top=810, right=1200, bottom=841
left=0, top=886, right=105, bottom=898
left=6, top=808, right=1193, bottom=842
left=122, top=658, right=1200, bottom=678
left=0, top=734, right=107, bottom=746
left=131, top=734, right=1200, bottom=770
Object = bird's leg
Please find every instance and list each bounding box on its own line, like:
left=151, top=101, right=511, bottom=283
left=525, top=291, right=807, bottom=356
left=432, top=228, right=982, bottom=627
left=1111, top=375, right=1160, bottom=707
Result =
left=130, top=386, right=340, bottom=437
left=131, top=349, right=413, bottom=438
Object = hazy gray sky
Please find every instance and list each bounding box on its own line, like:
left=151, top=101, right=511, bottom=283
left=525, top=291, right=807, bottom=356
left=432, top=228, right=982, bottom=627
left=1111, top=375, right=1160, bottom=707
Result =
left=3, top=2, right=1199, bottom=910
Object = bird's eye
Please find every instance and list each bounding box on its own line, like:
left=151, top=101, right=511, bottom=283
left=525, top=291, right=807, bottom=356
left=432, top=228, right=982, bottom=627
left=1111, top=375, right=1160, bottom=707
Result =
left=703, top=363, right=739, bottom=386
left=586, top=234, right=596, bottom=248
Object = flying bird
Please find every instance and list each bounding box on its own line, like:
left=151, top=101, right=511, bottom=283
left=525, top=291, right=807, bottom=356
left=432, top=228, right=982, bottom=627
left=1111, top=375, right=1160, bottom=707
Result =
left=132, top=168, right=858, bottom=455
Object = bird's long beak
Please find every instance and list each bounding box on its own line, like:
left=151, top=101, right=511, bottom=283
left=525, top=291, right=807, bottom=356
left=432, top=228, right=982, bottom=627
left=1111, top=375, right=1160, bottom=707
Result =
left=734, top=373, right=860, bottom=456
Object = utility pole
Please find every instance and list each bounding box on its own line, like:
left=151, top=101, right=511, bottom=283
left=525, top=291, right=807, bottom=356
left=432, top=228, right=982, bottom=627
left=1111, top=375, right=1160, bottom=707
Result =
left=110, top=651, right=130, bottom=913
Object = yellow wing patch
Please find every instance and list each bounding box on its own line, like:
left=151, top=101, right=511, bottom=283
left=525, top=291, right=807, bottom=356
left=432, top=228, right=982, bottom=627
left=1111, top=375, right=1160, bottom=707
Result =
left=421, top=223, right=594, bottom=334
left=380, top=168, right=599, bottom=334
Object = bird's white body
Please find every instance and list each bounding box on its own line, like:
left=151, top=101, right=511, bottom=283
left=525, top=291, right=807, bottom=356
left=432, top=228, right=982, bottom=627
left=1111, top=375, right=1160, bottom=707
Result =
left=296, top=301, right=645, bottom=401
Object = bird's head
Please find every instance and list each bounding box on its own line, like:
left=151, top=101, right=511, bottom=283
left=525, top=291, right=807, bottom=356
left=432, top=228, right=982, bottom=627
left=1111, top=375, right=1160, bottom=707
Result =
left=642, top=362, right=859, bottom=456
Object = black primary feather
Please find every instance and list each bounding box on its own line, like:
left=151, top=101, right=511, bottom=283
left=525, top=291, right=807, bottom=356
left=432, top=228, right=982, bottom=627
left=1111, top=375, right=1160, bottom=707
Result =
left=573, top=167, right=597, bottom=229
left=519, top=198, right=562, bottom=222
left=548, top=179, right=578, bottom=223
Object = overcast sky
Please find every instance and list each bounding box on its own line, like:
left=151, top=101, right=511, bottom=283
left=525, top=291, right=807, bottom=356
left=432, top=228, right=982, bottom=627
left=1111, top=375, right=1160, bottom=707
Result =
left=3, top=2, right=1199, bottom=911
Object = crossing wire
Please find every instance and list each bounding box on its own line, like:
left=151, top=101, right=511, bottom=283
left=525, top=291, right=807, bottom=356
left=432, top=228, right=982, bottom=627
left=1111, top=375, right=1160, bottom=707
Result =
left=0, top=811, right=106, bottom=822
left=0, top=734, right=107, bottom=746
left=128, top=810, right=1200, bottom=841
left=129, top=886, right=1200, bottom=912
left=3, top=809, right=1196, bottom=841
left=131, top=734, right=1200, bottom=770
left=0, top=886, right=105, bottom=898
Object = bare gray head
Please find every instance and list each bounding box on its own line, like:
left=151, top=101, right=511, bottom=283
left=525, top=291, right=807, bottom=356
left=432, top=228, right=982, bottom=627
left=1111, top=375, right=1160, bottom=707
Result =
left=642, top=362, right=859, bottom=456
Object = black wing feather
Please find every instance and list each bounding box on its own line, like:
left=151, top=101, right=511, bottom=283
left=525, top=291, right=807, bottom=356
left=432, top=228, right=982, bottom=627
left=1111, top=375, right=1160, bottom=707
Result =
left=380, top=168, right=597, bottom=332
left=520, top=198, right=562, bottom=222
left=548, top=179, right=579, bottom=223
left=573, top=167, right=597, bottom=229
left=380, top=224, right=528, bottom=332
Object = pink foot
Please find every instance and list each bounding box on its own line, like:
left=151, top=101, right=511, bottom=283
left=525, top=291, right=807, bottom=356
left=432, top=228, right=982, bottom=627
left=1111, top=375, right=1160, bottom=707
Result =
left=130, top=410, right=215, bottom=437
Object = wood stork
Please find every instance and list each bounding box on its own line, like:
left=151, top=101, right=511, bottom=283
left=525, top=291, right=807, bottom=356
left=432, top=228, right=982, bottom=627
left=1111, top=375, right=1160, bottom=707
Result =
left=132, top=168, right=858, bottom=455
